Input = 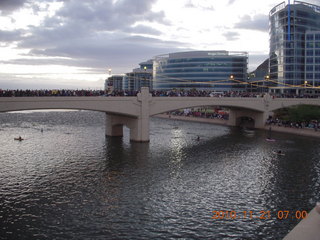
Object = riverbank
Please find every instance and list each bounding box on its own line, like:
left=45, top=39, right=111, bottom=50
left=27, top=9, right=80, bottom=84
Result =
left=155, top=113, right=320, bottom=139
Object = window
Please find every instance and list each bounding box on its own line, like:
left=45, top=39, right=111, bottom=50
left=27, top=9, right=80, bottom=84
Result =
left=316, top=34, right=320, bottom=41
left=307, top=50, right=314, bottom=56
left=285, top=49, right=294, bottom=56
left=296, top=49, right=303, bottom=55
left=285, top=57, right=294, bottom=63
left=285, top=65, right=294, bottom=71
left=296, top=41, right=305, bottom=48
left=316, top=50, right=320, bottom=56
left=316, top=42, right=320, bottom=48
left=306, top=65, right=313, bottom=71
left=307, top=57, right=314, bottom=64
left=306, top=34, right=314, bottom=41
left=315, top=66, right=320, bottom=71
left=285, top=73, right=294, bottom=79
left=296, top=57, right=305, bottom=64
left=307, top=42, right=314, bottom=48
left=315, top=58, right=320, bottom=64
left=306, top=73, right=313, bottom=79
left=296, top=65, right=304, bottom=71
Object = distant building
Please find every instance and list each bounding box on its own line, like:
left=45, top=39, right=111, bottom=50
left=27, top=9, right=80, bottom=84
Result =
left=139, top=59, right=153, bottom=71
left=105, top=75, right=124, bottom=92
left=269, top=1, right=320, bottom=94
left=153, top=51, right=248, bottom=91
left=123, top=60, right=153, bottom=91
left=248, top=58, right=269, bottom=92
left=305, top=31, right=320, bottom=88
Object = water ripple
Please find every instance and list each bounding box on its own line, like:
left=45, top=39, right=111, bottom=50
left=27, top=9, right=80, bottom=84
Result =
left=0, top=111, right=319, bottom=239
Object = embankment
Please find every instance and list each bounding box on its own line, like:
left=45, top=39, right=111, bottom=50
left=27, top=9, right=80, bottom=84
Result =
left=155, top=114, right=320, bottom=139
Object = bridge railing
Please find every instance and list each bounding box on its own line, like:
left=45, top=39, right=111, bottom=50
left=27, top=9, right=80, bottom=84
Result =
left=1, top=88, right=320, bottom=98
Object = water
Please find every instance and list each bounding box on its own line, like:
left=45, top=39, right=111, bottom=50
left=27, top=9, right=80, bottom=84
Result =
left=0, top=110, right=320, bottom=239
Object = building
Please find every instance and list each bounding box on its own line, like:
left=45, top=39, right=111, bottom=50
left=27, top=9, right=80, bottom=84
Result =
left=269, top=1, right=320, bottom=94
left=123, top=60, right=153, bottom=91
left=105, top=75, right=124, bottom=92
left=305, top=31, right=320, bottom=89
left=248, top=58, right=269, bottom=92
left=153, top=51, right=248, bottom=91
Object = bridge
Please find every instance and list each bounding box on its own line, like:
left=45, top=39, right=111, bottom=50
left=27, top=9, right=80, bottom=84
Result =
left=0, top=87, right=319, bottom=142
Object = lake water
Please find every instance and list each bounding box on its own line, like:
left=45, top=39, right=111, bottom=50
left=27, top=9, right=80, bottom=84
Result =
left=0, top=110, right=320, bottom=239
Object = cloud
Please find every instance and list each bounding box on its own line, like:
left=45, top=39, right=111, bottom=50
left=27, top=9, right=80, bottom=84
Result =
left=7, top=33, right=189, bottom=74
left=227, top=0, right=236, bottom=5
left=248, top=54, right=269, bottom=71
left=184, top=0, right=214, bottom=11
left=0, top=30, right=24, bottom=43
left=3, top=0, right=180, bottom=72
left=185, top=1, right=196, bottom=8
left=223, top=31, right=240, bottom=41
left=234, top=14, right=268, bottom=32
left=0, top=0, right=28, bottom=14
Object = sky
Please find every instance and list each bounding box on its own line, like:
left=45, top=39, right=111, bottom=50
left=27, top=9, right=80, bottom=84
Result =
left=0, top=0, right=318, bottom=89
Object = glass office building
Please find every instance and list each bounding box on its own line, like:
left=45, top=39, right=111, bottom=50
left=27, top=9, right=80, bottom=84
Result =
left=153, top=51, right=248, bottom=91
left=123, top=60, right=153, bottom=91
left=305, top=30, right=320, bottom=87
left=269, top=1, right=320, bottom=93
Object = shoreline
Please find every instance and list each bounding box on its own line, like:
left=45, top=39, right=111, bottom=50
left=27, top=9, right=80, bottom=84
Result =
left=154, top=114, right=320, bottom=139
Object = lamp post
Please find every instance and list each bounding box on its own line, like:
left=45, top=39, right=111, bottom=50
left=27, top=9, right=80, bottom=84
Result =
left=229, top=75, right=234, bottom=91
left=264, top=75, right=270, bottom=93
left=108, top=68, right=112, bottom=76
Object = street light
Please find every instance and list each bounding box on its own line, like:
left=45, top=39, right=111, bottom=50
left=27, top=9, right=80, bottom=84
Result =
left=264, top=75, right=270, bottom=93
left=108, top=68, right=112, bottom=75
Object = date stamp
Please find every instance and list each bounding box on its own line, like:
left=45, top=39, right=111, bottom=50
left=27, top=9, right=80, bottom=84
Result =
left=211, top=210, right=308, bottom=220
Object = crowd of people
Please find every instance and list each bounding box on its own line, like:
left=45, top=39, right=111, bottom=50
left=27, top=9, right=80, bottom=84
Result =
left=1, top=88, right=320, bottom=98
left=0, top=89, right=108, bottom=97
left=169, top=108, right=229, bottom=120
left=266, top=117, right=319, bottom=131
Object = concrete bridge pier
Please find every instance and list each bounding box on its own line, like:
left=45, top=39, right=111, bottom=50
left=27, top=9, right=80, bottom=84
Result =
left=105, top=114, right=124, bottom=137
left=105, top=113, right=150, bottom=142
left=105, top=87, right=151, bottom=142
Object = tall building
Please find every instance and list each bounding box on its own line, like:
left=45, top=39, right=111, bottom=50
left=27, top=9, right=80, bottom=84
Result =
left=123, top=60, right=153, bottom=91
left=105, top=75, right=124, bottom=92
left=269, top=1, right=320, bottom=94
left=153, top=51, right=248, bottom=91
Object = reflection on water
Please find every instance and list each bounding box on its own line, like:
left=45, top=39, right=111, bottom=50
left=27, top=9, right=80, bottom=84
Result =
left=0, top=111, right=320, bottom=239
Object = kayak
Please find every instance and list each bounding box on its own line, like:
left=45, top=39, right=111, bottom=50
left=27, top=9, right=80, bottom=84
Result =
left=266, top=138, right=276, bottom=142
left=273, top=151, right=285, bottom=156
left=14, top=138, right=24, bottom=141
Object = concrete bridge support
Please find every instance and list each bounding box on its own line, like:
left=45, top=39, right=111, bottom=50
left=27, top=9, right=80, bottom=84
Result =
left=105, top=87, right=151, bottom=142
left=228, top=109, right=269, bottom=129
left=105, top=114, right=150, bottom=142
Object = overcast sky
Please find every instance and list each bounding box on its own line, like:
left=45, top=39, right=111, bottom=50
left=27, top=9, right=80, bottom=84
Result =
left=0, top=0, right=318, bottom=89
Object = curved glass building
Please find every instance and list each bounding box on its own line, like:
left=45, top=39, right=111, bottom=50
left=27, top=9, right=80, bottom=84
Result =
left=269, top=1, right=320, bottom=93
left=153, top=51, right=248, bottom=91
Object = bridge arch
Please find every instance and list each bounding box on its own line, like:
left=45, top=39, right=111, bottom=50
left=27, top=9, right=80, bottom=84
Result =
left=149, top=97, right=265, bottom=116
left=268, top=99, right=320, bottom=112
left=0, top=96, right=140, bottom=117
